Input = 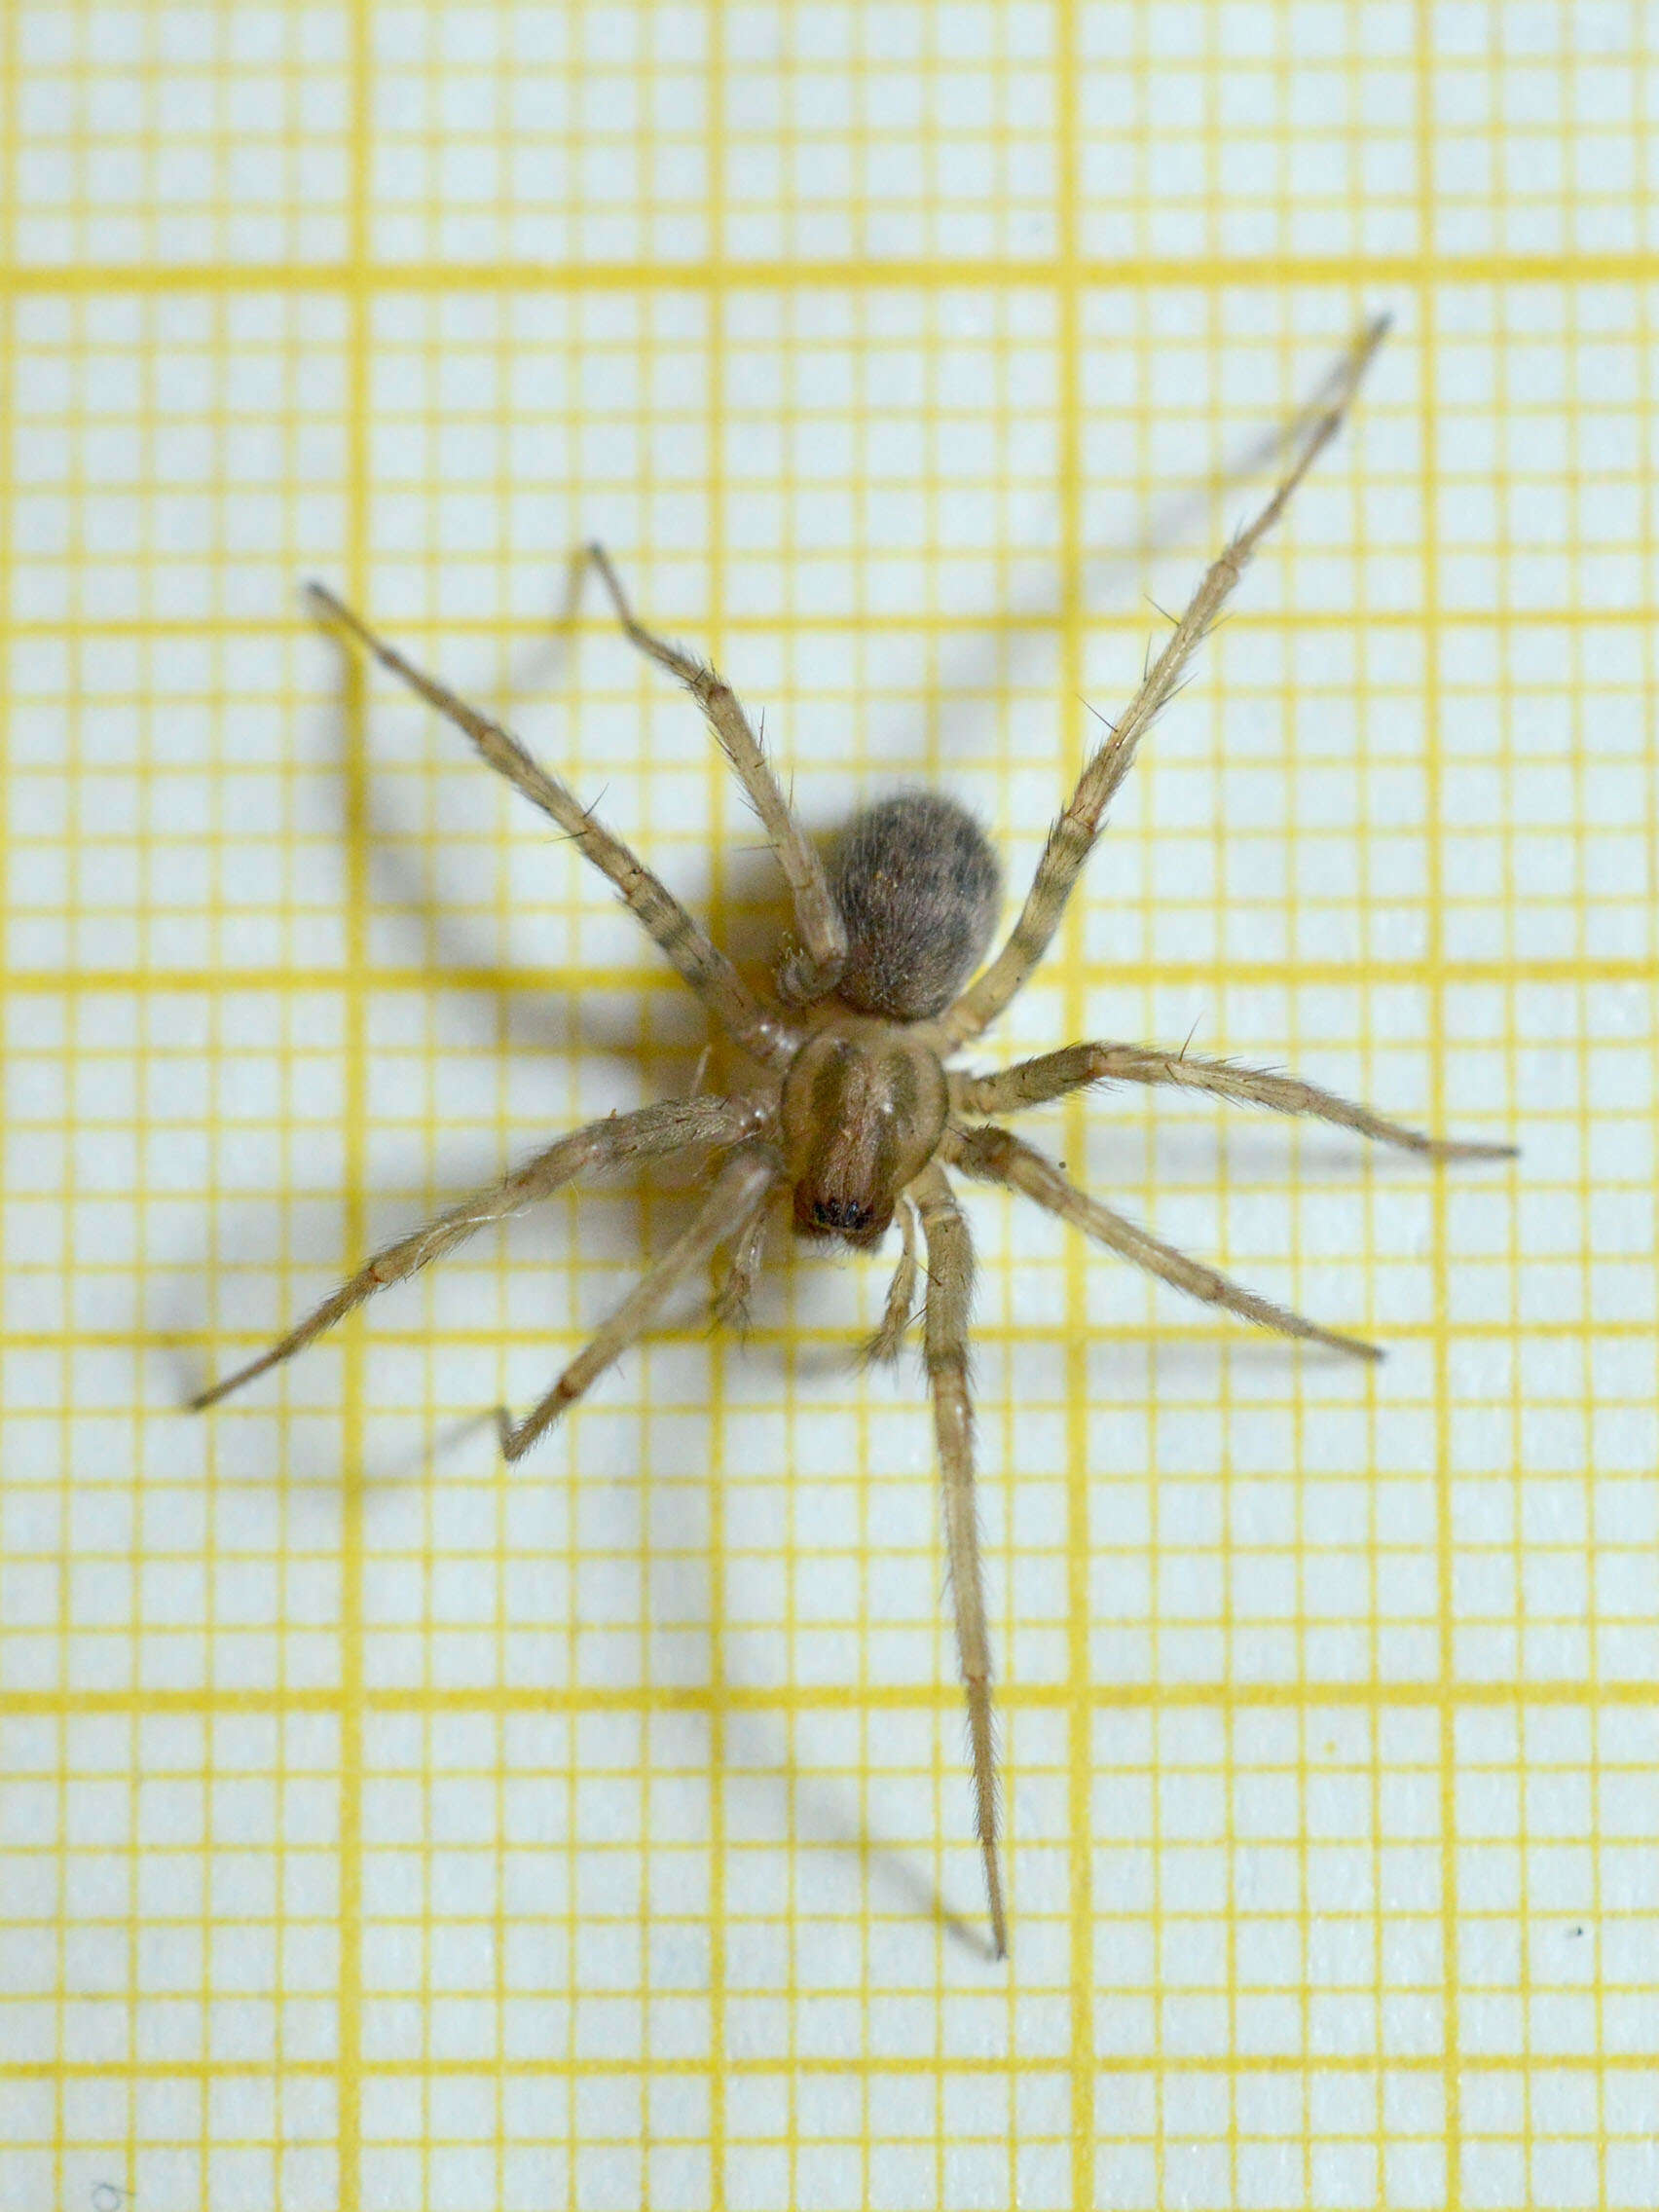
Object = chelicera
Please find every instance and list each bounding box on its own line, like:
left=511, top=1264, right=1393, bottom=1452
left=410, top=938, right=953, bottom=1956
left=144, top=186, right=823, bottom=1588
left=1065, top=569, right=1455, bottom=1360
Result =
left=194, top=317, right=1512, bottom=1959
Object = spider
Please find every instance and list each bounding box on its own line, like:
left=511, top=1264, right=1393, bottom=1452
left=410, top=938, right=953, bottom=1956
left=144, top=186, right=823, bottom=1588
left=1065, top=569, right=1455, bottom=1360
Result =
left=193, top=315, right=1512, bottom=1960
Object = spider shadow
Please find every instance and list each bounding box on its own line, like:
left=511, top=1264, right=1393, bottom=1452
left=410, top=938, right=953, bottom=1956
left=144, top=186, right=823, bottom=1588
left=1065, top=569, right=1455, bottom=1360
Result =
left=173, top=382, right=1375, bottom=1950
left=635, top=1650, right=995, bottom=1965
left=339, top=552, right=689, bottom=1070
left=172, top=578, right=731, bottom=1444
left=849, top=398, right=1334, bottom=794
left=334, top=566, right=825, bottom=1105
left=185, top=350, right=1365, bottom=1448
left=725, top=1698, right=996, bottom=1964
left=320, top=612, right=882, bottom=1389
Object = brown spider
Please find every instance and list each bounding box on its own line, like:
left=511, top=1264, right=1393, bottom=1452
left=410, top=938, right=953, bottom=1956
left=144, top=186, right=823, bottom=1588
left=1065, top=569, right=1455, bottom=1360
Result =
left=193, top=315, right=1512, bottom=1960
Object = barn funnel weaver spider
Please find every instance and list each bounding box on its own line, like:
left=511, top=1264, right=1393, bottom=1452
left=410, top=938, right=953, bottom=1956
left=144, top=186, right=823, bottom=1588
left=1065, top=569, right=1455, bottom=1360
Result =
left=194, top=315, right=1512, bottom=1960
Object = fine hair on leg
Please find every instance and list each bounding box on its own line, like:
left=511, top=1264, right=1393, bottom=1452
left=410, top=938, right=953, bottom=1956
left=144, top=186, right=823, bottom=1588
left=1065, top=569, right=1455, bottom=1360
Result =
left=861, top=1195, right=920, bottom=1367
left=953, top=1042, right=1519, bottom=1161
left=712, top=1191, right=775, bottom=1331
left=943, top=1122, right=1382, bottom=1363
left=912, top=1162, right=1008, bottom=1960
left=927, top=313, right=1392, bottom=1053
left=306, top=581, right=797, bottom=1070
left=191, top=1094, right=771, bottom=1410
left=585, top=543, right=848, bottom=1004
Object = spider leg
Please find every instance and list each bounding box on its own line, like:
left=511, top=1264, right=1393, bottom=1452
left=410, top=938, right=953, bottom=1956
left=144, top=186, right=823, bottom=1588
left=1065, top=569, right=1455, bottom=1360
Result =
left=305, top=583, right=797, bottom=1071
left=191, top=1095, right=769, bottom=1410
left=500, top=1139, right=785, bottom=1463
left=912, top=1162, right=1008, bottom=1962
left=711, top=1189, right=774, bottom=1331
left=586, top=543, right=848, bottom=1005
left=944, top=1122, right=1383, bottom=1363
left=860, top=1194, right=920, bottom=1367
left=928, top=314, right=1391, bottom=1052
left=953, top=1042, right=1517, bottom=1161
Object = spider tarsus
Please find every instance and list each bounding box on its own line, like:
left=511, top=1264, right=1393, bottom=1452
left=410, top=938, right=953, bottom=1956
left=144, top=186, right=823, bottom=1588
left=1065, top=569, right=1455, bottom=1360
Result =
left=500, top=1384, right=572, bottom=1463
left=777, top=940, right=844, bottom=1006
left=856, top=1314, right=915, bottom=1370
left=189, top=1347, right=281, bottom=1412
left=709, top=1272, right=753, bottom=1334
left=305, top=579, right=362, bottom=645
left=984, top=1843, right=1009, bottom=1964
left=585, top=539, right=630, bottom=617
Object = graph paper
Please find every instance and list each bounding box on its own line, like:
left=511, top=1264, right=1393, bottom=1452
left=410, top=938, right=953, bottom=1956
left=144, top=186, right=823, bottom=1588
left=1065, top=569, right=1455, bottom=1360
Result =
left=2, top=3, right=1656, bottom=2206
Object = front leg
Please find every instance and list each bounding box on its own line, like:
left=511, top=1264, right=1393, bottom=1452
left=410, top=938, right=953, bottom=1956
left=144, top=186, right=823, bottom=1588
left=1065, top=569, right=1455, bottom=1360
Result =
left=306, top=581, right=798, bottom=1069
left=926, top=314, right=1392, bottom=1052
left=912, top=1163, right=1008, bottom=1961
left=585, top=544, right=848, bottom=1004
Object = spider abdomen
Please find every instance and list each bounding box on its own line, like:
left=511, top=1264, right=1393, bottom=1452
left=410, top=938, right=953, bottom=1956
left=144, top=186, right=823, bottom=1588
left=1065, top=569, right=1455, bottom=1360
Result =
left=828, top=793, right=1001, bottom=1022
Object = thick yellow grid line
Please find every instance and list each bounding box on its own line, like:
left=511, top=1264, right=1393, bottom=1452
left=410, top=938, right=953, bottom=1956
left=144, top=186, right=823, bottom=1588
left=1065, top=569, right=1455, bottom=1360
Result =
left=6, top=247, right=1659, bottom=291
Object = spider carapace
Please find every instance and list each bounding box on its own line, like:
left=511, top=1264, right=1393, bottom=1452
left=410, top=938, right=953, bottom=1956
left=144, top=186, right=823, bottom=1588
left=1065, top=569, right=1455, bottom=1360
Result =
left=194, top=317, right=1513, bottom=1960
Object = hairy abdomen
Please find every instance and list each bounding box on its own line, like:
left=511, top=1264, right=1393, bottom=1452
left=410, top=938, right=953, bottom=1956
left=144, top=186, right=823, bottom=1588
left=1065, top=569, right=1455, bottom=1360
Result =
left=829, top=793, right=1001, bottom=1022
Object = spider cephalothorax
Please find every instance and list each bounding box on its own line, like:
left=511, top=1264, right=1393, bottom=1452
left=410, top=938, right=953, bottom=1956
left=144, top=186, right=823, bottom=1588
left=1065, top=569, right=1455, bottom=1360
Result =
left=781, top=1012, right=951, bottom=1246
left=194, top=317, right=1512, bottom=1960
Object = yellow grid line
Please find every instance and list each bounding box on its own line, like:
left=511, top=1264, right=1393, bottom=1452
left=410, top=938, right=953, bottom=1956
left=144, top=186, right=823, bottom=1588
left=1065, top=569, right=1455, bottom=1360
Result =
left=704, top=18, right=730, bottom=2202
left=7, top=249, right=1659, bottom=295
left=333, top=6, right=374, bottom=2207
left=1410, top=10, right=1463, bottom=2193
left=1054, top=5, right=1096, bottom=2203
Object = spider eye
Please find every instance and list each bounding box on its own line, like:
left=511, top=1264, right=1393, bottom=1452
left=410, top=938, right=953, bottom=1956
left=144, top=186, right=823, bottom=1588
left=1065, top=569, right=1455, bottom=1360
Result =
left=792, top=1186, right=893, bottom=1249
left=812, top=1197, right=873, bottom=1235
